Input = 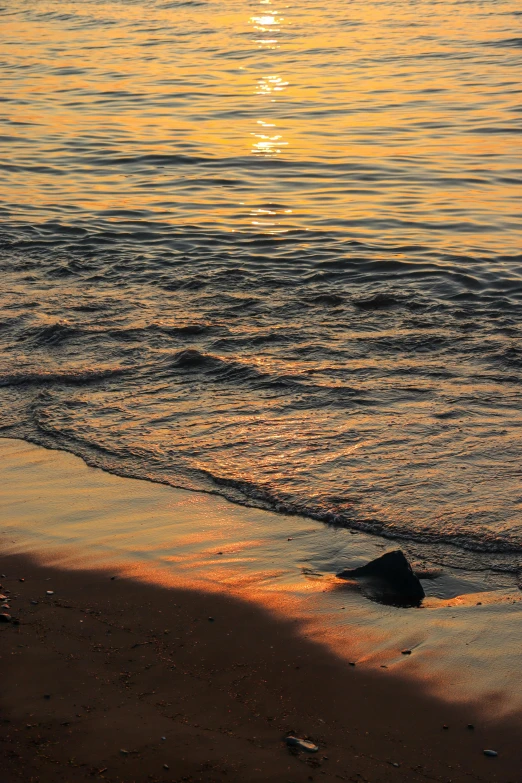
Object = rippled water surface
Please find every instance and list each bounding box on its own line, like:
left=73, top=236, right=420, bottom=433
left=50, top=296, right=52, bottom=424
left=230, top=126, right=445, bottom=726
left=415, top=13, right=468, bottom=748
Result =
left=1, top=0, right=521, bottom=567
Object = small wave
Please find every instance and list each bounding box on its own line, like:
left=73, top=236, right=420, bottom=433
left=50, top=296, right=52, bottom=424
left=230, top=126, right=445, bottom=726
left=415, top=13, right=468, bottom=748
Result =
left=103, top=323, right=220, bottom=342
left=156, top=323, right=216, bottom=337
left=484, top=37, right=522, bottom=48
left=158, top=0, right=208, bottom=7
left=161, top=349, right=302, bottom=390
left=20, top=321, right=82, bottom=347
left=304, top=293, right=345, bottom=307
left=353, top=293, right=402, bottom=310
left=0, top=367, right=127, bottom=387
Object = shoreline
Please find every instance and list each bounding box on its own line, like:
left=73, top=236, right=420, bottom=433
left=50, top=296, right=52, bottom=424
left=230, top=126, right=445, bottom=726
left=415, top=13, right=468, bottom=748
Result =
left=1, top=551, right=520, bottom=782
left=3, top=432, right=519, bottom=577
left=1, top=437, right=521, bottom=716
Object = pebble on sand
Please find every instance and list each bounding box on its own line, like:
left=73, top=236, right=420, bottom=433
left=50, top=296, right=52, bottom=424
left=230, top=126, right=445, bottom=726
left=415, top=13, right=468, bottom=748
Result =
left=483, top=749, right=498, bottom=757
left=401, top=649, right=412, bottom=655
left=46, top=590, right=54, bottom=595
left=0, top=612, right=11, bottom=623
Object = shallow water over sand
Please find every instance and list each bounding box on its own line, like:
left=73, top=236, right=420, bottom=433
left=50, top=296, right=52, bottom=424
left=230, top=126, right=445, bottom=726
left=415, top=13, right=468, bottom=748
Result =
left=0, top=0, right=521, bottom=568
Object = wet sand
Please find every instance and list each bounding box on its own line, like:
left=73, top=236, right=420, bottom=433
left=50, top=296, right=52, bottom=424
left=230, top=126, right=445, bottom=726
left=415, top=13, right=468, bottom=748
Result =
left=1, top=551, right=520, bottom=783
left=1, top=437, right=521, bottom=718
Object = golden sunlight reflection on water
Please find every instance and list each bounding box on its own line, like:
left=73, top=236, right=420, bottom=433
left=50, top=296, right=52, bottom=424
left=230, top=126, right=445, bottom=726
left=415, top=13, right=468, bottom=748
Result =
left=251, top=1, right=288, bottom=173
left=249, top=1, right=290, bottom=232
left=1, top=0, right=520, bottom=250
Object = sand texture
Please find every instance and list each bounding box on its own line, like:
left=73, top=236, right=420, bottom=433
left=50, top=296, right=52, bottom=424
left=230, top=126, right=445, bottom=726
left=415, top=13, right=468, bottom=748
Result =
left=0, top=552, right=520, bottom=783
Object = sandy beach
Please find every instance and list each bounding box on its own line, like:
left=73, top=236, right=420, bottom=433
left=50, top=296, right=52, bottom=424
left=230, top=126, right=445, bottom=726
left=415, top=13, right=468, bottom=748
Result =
left=2, top=0, right=522, bottom=778
left=1, top=551, right=521, bottom=783
left=1, top=438, right=521, bottom=782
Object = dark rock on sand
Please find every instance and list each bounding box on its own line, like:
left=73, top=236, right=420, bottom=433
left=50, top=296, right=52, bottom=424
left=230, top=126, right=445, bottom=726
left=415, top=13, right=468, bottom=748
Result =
left=336, top=550, right=425, bottom=607
left=0, top=612, right=12, bottom=622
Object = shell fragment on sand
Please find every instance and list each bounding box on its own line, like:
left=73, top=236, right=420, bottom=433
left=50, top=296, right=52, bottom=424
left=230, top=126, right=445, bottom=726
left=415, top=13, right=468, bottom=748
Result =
left=285, top=736, right=319, bottom=752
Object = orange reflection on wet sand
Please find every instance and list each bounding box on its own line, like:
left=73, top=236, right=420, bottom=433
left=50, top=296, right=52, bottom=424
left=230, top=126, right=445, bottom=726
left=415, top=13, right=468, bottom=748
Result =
left=1, top=438, right=521, bottom=718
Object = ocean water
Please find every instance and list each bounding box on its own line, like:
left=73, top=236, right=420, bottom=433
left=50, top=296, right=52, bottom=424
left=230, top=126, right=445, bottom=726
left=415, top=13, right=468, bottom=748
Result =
left=0, top=0, right=521, bottom=571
